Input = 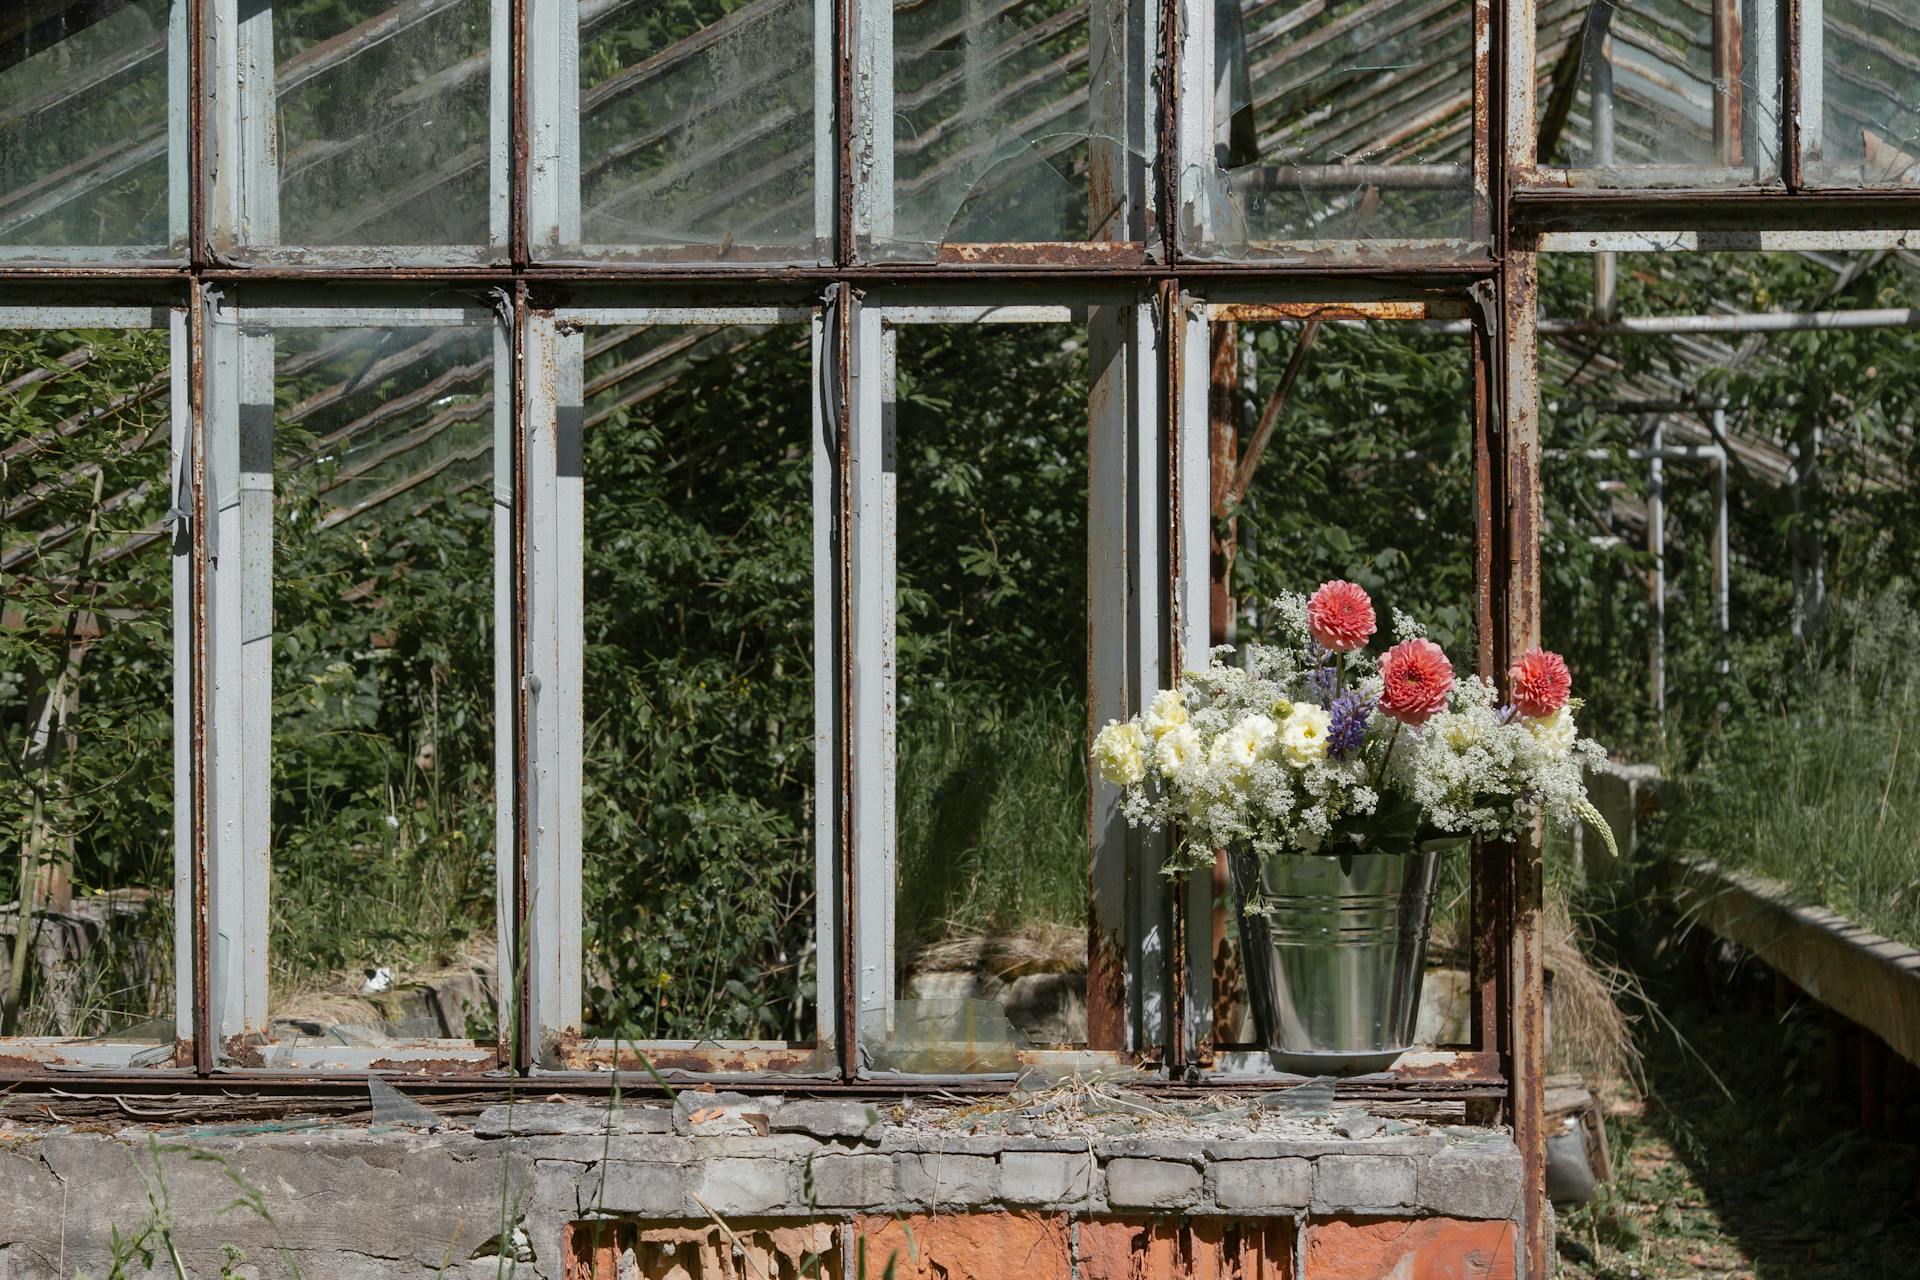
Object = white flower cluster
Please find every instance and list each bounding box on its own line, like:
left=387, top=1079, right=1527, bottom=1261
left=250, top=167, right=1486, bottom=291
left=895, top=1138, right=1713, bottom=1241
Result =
left=1092, top=596, right=1612, bottom=875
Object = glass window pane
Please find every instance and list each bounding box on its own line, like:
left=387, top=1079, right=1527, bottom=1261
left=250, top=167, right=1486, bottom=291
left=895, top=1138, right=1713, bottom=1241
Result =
left=261, top=323, right=498, bottom=1048
left=0, top=2, right=176, bottom=255
left=1204, top=315, right=1475, bottom=1055
left=577, top=321, right=823, bottom=1059
left=570, top=0, right=823, bottom=260
left=1191, top=0, right=1477, bottom=256
left=1810, top=0, right=1920, bottom=186
left=872, top=321, right=1091, bottom=1071
left=1, top=327, right=176, bottom=1049
left=862, top=0, right=1145, bottom=259
left=235, top=1, right=496, bottom=252
left=1533, top=0, right=1783, bottom=185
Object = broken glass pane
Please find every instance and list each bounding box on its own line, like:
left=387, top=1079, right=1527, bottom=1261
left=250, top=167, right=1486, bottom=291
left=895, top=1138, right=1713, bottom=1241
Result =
left=1808, top=0, right=1920, bottom=186
left=877, top=322, right=1092, bottom=1070
left=1, top=327, right=177, bottom=1048
left=260, top=323, right=499, bottom=1048
left=571, top=0, right=824, bottom=259
left=863, top=0, right=1147, bottom=259
left=577, top=322, right=822, bottom=1055
left=1189, top=0, right=1477, bottom=256
left=245, top=0, right=496, bottom=251
left=0, top=1, right=176, bottom=255
left=1534, top=0, right=1783, bottom=184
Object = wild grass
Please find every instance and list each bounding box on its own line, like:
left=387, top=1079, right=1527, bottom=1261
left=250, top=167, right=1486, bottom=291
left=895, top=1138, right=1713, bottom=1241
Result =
left=1672, top=598, right=1920, bottom=946
left=895, top=682, right=1088, bottom=954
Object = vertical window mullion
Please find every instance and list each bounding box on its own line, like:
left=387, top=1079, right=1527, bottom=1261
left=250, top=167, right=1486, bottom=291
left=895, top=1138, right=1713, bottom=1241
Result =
left=526, top=0, right=583, bottom=255
left=1170, top=290, right=1213, bottom=1063
left=813, top=303, right=840, bottom=1051
left=202, top=295, right=272, bottom=1045
left=847, top=299, right=893, bottom=1034
left=171, top=304, right=196, bottom=1057
left=520, top=308, right=584, bottom=1058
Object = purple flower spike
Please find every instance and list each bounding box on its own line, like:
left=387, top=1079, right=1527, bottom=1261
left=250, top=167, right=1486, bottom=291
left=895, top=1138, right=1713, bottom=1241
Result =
left=1309, top=659, right=1339, bottom=706
left=1327, top=691, right=1372, bottom=760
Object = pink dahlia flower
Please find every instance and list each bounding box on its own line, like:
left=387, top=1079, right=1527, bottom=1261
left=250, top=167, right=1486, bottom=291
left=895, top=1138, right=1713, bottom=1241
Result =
left=1379, top=638, right=1454, bottom=727
left=1306, top=580, right=1377, bottom=653
left=1507, top=646, right=1572, bottom=718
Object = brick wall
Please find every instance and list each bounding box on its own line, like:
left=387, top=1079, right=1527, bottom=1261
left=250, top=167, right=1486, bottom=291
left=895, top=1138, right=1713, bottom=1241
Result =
left=562, top=1212, right=1518, bottom=1280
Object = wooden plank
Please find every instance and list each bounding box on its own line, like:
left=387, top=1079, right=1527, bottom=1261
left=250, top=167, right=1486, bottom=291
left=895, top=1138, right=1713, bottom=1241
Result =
left=1679, top=858, right=1920, bottom=1069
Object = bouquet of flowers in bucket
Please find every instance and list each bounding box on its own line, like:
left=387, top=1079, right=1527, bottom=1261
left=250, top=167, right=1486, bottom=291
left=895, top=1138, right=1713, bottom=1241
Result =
left=1092, top=580, right=1616, bottom=875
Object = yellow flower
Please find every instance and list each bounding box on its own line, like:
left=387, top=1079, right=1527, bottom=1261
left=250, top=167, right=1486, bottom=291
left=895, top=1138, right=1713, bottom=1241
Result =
left=1093, top=720, right=1148, bottom=785
left=1278, top=704, right=1333, bottom=767
left=1209, top=714, right=1278, bottom=773
left=1155, top=723, right=1202, bottom=778
left=1142, top=687, right=1190, bottom=739
left=1438, top=712, right=1480, bottom=753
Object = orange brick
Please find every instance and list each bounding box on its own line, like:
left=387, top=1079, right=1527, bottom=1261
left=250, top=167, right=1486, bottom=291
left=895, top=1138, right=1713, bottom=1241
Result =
left=1303, top=1217, right=1516, bottom=1280
left=1079, top=1217, right=1294, bottom=1280
left=854, top=1212, right=1073, bottom=1280
left=562, top=1219, right=839, bottom=1280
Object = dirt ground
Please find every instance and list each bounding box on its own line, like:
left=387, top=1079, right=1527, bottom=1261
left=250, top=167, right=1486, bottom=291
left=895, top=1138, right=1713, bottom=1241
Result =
left=1555, top=937, right=1920, bottom=1280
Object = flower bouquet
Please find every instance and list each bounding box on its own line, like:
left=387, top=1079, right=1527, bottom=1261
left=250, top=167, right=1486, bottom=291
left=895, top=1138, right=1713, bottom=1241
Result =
left=1092, top=580, right=1614, bottom=1071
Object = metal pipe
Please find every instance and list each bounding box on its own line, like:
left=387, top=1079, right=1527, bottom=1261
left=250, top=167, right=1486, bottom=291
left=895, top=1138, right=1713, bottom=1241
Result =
left=1540, top=307, right=1920, bottom=335
left=1713, top=405, right=1732, bottom=677
left=1648, top=420, right=1666, bottom=718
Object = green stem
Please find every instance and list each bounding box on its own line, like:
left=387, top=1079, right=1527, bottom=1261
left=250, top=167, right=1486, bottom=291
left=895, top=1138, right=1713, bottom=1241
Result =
left=1371, top=721, right=1403, bottom=791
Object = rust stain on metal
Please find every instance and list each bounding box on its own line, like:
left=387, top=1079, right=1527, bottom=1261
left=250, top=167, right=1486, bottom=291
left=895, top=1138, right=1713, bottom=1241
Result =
left=221, top=1036, right=266, bottom=1069
left=1208, top=300, right=1468, bottom=323
left=367, top=1054, right=500, bottom=1074
left=1086, top=924, right=1129, bottom=1052
left=934, top=242, right=1146, bottom=267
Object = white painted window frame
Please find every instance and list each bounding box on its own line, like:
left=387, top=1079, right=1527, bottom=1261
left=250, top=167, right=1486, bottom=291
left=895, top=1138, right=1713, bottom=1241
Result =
left=848, top=294, right=1171, bottom=1077
left=519, top=301, right=838, bottom=1072
left=201, top=288, right=514, bottom=1070
left=0, top=302, right=190, bottom=1068
left=525, top=0, right=836, bottom=263
left=207, top=0, right=513, bottom=263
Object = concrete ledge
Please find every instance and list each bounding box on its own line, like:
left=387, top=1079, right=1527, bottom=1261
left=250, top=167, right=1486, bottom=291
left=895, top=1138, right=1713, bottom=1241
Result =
left=0, top=1106, right=1522, bottom=1278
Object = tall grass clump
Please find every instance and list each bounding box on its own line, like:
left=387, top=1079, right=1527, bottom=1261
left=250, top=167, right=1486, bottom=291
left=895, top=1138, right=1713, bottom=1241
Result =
left=1673, top=596, right=1920, bottom=945
left=895, top=684, right=1087, bottom=953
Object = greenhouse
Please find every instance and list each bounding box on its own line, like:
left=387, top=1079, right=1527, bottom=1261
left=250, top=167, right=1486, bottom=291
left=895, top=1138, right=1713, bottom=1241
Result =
left=0, top=0, right=1917, bottom=1276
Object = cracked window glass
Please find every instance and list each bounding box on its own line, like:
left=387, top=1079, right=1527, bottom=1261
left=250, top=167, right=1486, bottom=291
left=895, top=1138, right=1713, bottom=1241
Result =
left=1, top=327, right=177, bottom=1058
left=570, top=0, right=825, bottom=260
left=869, top=321, right=1092, bottom=1073
left=1808, top=0, right=1920, bottom=186
left=574, top=321, right=825, bottom=1065
left=1534, top=0, right=1783, bottom=184
left=235, top=0, right=497, bottom=253
left=861, top=0, right=1147, bottom=260
left=0, top=0, right=176, bottom=257
left=1188, top=0, right=1478, bottom=257
left=255, top=322, right=500, bottom=1056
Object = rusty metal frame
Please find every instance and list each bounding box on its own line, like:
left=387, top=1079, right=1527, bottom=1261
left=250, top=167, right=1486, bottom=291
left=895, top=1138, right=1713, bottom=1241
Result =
left=1168, top=279, right=1507, bottom=1097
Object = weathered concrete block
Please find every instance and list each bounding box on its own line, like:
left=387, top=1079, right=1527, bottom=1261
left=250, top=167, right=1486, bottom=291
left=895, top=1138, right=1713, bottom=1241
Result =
left=1314, top=1154, right=1421, bottom=1212
left=473, top=1102, right=670, bottom=1139
left=773, top=1100, right=880, bottom=1141
left=1103, top=1158, right=1201, bottom=1209
left=999, top=1150, right=1097, bottom=1205
left=808, top=1153, right=896, bottom=1207
left=895, top=1152, right=999, bottom=1206
left=593, top=1160, right=689, bottom=1216
left=692, top=1157, right=792, bottom=1216
left=674, top=1091, right=775, bottom=1136
left=1210, top=1156, right=1313, bottom=1211
left=1422, top=1142, right=1524, bottom=1219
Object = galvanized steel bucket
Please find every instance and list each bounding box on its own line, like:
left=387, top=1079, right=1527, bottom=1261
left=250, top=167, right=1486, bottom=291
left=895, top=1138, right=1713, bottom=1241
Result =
left=1228, top=842, right=1455, bottom=1075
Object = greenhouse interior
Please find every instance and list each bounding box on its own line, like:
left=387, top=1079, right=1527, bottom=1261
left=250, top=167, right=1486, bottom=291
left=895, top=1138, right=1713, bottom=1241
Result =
left=1, top=0, right=1918, bottom=1277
